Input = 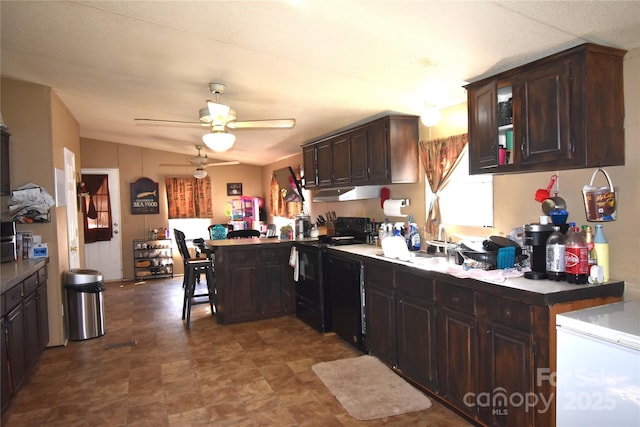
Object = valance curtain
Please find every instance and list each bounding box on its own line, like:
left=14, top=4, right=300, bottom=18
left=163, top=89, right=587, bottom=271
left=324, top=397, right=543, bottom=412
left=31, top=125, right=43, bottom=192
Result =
left=418, top=133, right=468, bottom=237
left=165, top=176, right=213, bottom=219
left=82, top=174, right=113, bottom=243
left=269, top=171, right=303, bottom=219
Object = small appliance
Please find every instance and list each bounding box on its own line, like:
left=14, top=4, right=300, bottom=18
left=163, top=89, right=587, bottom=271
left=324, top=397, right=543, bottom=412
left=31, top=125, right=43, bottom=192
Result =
left=1, top=221, right=17, bottom=263
left=523, top=223, right=553, bottom=279
left=295, top=213, right=311, bottom=238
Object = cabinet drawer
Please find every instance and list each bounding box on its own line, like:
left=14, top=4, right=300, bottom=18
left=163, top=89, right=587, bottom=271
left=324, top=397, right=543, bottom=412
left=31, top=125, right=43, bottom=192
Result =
left=482, top=294, right=532, bottom=332
left=228, top=249, right=258, bottom=265
left=260, top=247, right=289, bottom=262
left=23, top=273, right=39, bottom=296
left=3, top=284, right=23, bottom=314
left=364, top=263, right=394, bottom=289
left=397, top=271, right=434, bottom=301
left=38, top=265, right=48, bottom=282
left=436, top=283, right=475, bottom=314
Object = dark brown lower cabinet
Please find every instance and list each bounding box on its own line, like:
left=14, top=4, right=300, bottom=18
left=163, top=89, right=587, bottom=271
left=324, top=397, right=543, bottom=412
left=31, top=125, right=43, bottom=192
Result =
left=1, top=263, right=49, bottom=418
left=361, top=257, right=623, bottom=427
left=213, top=243, right=294, bottom=324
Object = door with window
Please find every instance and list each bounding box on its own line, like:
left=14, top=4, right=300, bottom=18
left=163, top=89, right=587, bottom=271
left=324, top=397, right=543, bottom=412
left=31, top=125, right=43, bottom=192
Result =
left=82, top=168, right=122, bottom=281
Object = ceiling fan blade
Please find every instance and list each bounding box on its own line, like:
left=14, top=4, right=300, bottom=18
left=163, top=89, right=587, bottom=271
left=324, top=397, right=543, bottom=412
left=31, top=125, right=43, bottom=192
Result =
left=134, top=118, right=207, bottom=126
left=227, top=118, right=296, bottom=129
left=203, top=161, right=240, bottom=168
left=158, top=163, right=193, bottom=167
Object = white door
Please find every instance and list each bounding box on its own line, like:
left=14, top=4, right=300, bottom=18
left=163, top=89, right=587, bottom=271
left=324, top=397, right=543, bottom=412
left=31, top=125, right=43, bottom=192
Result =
left=64, top=148, right=80, bottom=269
left=82, top=168, right=123, bottom=281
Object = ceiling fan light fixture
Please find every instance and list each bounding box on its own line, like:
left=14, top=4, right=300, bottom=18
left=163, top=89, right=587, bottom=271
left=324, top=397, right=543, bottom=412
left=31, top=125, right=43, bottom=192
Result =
left=193, top=167, right=208, bottom=179
left=421, top=104, right=442, bottom=127
left=202, top=131, right=236, bottom=152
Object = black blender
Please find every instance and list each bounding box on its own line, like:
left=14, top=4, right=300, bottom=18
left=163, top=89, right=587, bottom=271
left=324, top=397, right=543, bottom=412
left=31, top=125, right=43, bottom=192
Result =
left=523, top=223, right=554, bottom=279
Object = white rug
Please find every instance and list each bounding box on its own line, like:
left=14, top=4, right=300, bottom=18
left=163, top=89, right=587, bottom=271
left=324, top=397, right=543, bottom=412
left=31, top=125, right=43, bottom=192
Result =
left=312, top=355, right=432, bottom=420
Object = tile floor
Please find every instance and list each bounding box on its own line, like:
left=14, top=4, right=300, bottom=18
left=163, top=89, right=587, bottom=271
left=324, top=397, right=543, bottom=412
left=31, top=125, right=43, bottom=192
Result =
left=3, top=277, right=473, bottom=426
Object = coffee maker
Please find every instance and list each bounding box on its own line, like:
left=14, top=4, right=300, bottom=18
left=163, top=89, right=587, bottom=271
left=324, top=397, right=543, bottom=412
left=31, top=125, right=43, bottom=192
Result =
left=523, top=223, right=554, bottom=279
left=295, top=214, right=311, bottom=239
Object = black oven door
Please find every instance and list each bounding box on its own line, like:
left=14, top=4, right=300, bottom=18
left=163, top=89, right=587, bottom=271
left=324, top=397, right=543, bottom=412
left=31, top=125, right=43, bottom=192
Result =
left=295, top=244, right=327, bottom=333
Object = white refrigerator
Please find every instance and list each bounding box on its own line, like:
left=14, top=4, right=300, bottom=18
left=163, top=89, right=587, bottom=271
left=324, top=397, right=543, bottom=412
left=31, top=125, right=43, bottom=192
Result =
left=556, top=301, right=640, bottom=427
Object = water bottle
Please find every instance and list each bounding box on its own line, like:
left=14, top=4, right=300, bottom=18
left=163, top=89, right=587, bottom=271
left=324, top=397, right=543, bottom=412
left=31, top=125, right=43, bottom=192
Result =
left=546, top=226, right=566, bottom=281
left=594, top=224, right=609, bottom=282
left=565, top=226, right=589, bottom=284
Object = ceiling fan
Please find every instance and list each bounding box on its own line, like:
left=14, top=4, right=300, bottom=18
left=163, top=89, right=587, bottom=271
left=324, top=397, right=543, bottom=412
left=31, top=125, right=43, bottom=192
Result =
left=159, top=145, right=240, bottom=179
left=135, top=83, right=296, bottom=152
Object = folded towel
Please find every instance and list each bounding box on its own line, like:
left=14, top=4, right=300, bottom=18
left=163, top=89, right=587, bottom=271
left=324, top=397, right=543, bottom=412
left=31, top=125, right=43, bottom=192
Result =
left=289, top=246, right=299, bottom=282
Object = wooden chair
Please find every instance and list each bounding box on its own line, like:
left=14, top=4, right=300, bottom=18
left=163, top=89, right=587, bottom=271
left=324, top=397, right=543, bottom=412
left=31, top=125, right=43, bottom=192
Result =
left=227, top=229, right=261, bottom=239
left=174, top=228, right=215, bottom=328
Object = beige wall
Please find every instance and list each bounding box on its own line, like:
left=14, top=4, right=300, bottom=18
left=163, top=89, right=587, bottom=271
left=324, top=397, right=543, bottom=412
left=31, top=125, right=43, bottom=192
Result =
left=1, top=77, right=81, bottom=346
left=80, top=138, right=263, bottom=278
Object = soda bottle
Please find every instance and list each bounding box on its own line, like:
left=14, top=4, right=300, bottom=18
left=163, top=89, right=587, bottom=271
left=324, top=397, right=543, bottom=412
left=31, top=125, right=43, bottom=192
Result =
left=565, top=226, right=589, bottom=284
left=594, top=224, right=609, bottom=282
left=546, top=226, right=566, bottom=281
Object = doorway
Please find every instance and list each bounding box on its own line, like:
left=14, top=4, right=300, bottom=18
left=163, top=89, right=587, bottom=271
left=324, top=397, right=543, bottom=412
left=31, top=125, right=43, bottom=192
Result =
left=82, top=168, right=122, bottom=281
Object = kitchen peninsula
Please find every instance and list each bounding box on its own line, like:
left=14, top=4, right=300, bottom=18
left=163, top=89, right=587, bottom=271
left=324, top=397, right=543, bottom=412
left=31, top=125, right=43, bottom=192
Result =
left=207, top=238, right=297, bottom=325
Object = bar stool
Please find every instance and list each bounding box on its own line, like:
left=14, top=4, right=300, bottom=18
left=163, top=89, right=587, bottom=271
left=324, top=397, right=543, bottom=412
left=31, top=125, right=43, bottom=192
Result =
left=174, top=229, right=215, bottom=328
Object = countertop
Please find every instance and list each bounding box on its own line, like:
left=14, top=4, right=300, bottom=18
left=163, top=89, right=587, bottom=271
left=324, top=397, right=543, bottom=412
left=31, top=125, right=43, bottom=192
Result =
left=328, top=244, right=625, bottom=305
left=1, top=258, right=49, bottom=294
left=206, top=237, right=315, bottom=248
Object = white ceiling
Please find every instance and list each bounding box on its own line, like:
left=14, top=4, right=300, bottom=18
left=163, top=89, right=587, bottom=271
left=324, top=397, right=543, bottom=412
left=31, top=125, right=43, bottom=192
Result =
left=1, top=1, right=639, bottom=166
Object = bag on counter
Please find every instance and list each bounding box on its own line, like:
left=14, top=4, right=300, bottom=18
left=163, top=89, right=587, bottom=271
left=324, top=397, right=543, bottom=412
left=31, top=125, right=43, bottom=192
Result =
left=582, top=168, right=617, bottom=222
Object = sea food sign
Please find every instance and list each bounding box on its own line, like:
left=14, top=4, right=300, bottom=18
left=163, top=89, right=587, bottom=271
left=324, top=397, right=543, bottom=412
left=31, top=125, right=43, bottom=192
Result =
left=130, top=177, right=159, bottom=215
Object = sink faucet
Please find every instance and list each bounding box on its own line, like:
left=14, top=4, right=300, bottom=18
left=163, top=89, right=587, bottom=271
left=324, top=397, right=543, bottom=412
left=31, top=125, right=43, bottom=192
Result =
left=438, top=224, right=449, bottom=254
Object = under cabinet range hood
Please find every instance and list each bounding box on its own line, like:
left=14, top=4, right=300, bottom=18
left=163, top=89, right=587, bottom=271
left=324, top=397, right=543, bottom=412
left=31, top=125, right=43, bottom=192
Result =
left=311, top=185, right=382, bottom=202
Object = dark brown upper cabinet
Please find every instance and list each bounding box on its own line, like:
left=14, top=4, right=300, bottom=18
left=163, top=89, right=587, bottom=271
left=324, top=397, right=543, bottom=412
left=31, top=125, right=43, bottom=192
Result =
left=302, top=115, right=419, bottom=188
left=465, top=43, right=626, bottom=175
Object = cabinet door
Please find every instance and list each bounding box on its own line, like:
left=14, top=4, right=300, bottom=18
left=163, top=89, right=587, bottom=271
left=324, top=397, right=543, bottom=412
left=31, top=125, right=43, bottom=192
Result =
left=331, top=134, right=351, bottom=186
left=6, top=305, right=26, bottom=393
left=316, top=140, right=333, bottom=187
left=397, top=295, right=437, bottom=389
left=225, top=249, right=260, bottom=323
left=1, top=319, right=10, bottom=411
left=468, top=80, right=499, bottom=173
left=366, top=119, right=389, bottom=183
left=23, top=294, right=39, bottom=372
left=438, top=306, right=478, bottom=417
left=517, top=59, right=571, bottom=165
left=349, top=128, right=368, bottom=184
left=37, top=283, right=49, bottom=351
left=478, top=323, right=535, bottom=427
left=261, top=260, right=286, bottom=316
left=302, top=145, right=317, bottom=189
left=365, top=283, right=395, bottom=365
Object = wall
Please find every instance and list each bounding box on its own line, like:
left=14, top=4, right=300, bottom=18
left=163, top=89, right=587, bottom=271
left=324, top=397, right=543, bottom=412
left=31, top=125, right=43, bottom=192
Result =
left=1, top=77, right=81, bottom=346
left=80, top=138, right=263, bottom=278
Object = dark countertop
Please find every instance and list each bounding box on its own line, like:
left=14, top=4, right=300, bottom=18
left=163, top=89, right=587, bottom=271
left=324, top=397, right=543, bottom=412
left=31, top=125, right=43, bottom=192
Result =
left=329, top=244, right=625, bottom=306
left=1, top=258, right=49, bottom=294
left=206, top=237, right=315, bottom=248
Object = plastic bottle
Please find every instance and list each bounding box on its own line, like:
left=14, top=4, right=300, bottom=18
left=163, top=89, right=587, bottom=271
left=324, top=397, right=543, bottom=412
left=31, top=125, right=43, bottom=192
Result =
left=594, top=224, right=609, bottom=282
left=582, top=225, right=598, bottom=267
left=565, top=226, right=589, bottom=284
left=546, top=226, right=566, bottom=281
left=408, top=223, right=421, bottom=251
left=565, top=222, right=576, bottom=238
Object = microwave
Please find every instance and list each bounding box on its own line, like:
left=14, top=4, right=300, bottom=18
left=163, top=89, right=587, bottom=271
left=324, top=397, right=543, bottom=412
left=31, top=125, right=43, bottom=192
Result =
left=1, top=221, right=17, bottom=263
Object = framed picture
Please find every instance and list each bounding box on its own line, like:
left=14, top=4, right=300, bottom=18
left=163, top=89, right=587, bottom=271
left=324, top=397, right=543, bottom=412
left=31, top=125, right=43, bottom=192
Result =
left=227, top=182, right=242, bottom=196
left=130, top=177, right=159, bottom=214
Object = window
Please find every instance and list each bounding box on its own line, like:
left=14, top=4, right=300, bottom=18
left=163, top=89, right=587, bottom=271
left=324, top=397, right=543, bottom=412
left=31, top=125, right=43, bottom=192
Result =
left=82, top=174, right=113, bottom=243
left=165, top=176, right=213, bottom=219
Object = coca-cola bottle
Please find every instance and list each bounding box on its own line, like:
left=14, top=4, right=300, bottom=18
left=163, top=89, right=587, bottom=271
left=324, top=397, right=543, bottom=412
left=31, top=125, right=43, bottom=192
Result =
left=565, top=226, right=589, bottom=284
left=546, top=226, right=566, bottom=281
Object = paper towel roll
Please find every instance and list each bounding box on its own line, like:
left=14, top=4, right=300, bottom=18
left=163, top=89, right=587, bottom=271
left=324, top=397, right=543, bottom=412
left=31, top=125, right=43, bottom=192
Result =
left=383, top=199, right=407, bottom=217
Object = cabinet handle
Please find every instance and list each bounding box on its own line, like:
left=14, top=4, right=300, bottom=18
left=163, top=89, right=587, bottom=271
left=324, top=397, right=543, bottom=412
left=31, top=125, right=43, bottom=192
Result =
left=503, top=308, right=512, bottom=319
left=486, top=329, right=491, bottom=334
left=452, top=296, right=460, bottom=304
left=521, top=138, right=526, bottom=158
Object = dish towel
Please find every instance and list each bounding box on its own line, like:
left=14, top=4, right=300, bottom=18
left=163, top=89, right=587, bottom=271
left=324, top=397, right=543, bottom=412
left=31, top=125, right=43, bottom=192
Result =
left=289, top=246, right=299, bottom=282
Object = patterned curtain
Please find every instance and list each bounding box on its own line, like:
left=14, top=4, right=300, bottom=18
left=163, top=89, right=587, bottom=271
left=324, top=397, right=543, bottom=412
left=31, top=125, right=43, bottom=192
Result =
left=165, top=176, right=213, bottom=219
left=269, top=170, right=303, bottom=219
left=418, top=134, right=468, bottom=237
